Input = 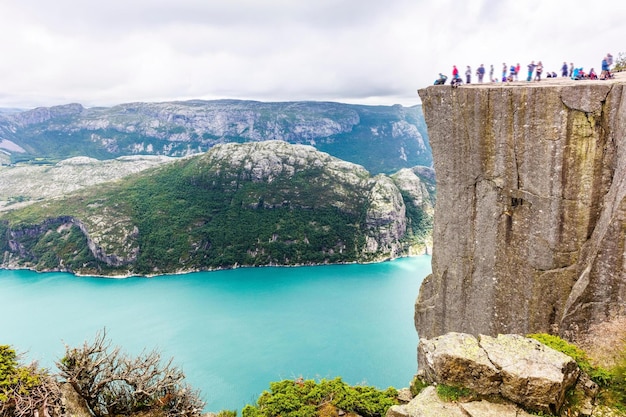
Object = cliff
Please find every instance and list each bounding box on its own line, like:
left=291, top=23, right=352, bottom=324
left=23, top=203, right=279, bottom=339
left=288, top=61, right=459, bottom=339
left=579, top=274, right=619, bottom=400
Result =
left=415, top=75, right=626, bottom=341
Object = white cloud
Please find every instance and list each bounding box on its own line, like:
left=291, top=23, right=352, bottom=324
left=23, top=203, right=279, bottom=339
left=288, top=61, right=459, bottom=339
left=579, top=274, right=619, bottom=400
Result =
left=0, top=0, right=624, bottom=108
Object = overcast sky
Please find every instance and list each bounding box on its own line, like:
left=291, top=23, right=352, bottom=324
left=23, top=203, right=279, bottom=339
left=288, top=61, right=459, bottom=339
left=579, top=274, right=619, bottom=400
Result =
left=0, top=0, right=624, bottom=109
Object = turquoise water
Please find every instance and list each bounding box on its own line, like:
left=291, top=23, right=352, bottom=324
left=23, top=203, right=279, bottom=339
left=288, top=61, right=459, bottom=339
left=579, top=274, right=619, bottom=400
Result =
left=0, top=256, right=430, bottom=412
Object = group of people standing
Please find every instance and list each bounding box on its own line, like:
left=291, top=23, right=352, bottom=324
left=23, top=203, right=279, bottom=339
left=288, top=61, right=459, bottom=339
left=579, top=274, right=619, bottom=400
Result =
left=435, top=53, right=615, bottom=86
left=449, top=61, right=546, bottom=84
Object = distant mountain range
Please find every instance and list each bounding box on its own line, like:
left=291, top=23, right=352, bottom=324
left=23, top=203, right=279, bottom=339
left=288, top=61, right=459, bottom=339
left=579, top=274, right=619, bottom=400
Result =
left=0, top=100, right=430, bottom=174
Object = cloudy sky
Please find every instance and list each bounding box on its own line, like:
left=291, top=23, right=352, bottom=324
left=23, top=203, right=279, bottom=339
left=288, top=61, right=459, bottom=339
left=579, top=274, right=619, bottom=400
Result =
left=0, top=0, right=624, bottom=109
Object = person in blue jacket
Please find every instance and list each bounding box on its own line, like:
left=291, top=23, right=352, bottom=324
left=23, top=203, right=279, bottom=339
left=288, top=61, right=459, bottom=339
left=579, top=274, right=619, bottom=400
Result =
left=476, top=64, right=485, bottom=83
left=526, top=61, right=535, bottom=81
left=601, top=57, right=610, bottom=79
left=434, top=73, right=448, bottom=85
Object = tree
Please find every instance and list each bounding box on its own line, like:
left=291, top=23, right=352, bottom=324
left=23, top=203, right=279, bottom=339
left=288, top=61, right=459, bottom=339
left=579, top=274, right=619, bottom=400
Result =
left=56, top=330, right=205, bottom=417
left=613, top=52, right=626, bottom=72
left=0, top=345, right=64, bottom=417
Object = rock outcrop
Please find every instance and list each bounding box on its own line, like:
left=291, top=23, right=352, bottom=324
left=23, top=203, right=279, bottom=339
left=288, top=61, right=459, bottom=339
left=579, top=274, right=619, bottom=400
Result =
left=418, top=333, right=579, bottom=413
left=388, top=386, right=537, bottom=417
left=415, top=78, right=626, bottom=341
left=388, top=333, right=585, bottom=417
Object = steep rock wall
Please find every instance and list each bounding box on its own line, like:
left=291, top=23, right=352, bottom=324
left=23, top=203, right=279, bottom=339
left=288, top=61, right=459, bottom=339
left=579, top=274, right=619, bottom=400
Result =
left=415, top=80, right=626, bottom=341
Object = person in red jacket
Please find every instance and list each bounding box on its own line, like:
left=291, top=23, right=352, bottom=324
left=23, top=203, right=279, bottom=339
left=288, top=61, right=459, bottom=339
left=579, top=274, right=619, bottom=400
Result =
left=452, top=65, right=459, bottom=79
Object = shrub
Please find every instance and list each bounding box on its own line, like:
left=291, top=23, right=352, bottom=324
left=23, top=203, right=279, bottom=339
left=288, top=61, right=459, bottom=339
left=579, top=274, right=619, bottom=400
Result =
left=409, top=376, right=429, bottom=397
left=56, top=329, right=205, bottom=417
left=217, top=410, right=238, bottom=417
left=527, top=333, right=598, bottom=378
left=0, top=345, right=63, bottom=417
left=614, top=52, right=626, bottom=72
left=528, top=333, right=626, bottom=411
left=242, top=377, right=397, bottom=417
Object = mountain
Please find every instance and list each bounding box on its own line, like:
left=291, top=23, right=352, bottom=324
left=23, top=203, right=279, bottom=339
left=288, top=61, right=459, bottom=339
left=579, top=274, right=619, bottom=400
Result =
left=0, top=100, right=430, bottom=174
left=0, top=155, right=175, bottom=212
left=415, top=79, right=626, bottom=342
left=0, top=141, right=434, bottom=276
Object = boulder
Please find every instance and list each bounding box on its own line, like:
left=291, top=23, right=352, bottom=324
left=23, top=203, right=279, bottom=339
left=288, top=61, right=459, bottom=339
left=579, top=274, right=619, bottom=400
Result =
left=396, top=387, right=413, bottom=403
left=479, top=334, right=580, bottom=413
left=386, top=386, right=467, bottom=417
left=417, top=333, right=580, bottom=414
left=459, top=400, right=535, bottom=417
left=417, top=332, right=500, bottom=395
left=385, top=386, right=535, bottom=417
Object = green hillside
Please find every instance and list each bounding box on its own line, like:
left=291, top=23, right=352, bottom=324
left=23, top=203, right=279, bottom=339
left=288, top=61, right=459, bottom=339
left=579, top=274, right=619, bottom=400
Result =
left=0, top=142, right=433, bottom=276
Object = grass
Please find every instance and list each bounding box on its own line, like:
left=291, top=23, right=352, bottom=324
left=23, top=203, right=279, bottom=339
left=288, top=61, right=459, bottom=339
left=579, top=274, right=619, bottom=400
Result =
left=435, top=384, right=473, bottom=402
left=528, top=332, right=626, bottom=411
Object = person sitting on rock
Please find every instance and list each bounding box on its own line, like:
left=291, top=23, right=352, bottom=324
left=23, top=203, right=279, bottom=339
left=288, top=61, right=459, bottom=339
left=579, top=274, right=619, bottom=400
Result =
left=589, top=68, right=597, bottom=79
left=434, top=73, right=448, bottom=85
left=509, top=64, right=516, bottom=82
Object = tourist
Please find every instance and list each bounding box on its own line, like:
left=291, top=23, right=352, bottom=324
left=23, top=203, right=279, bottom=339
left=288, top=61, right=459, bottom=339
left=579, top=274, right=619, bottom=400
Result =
left=476, top=64, right=485, bottom=83
left=502, top=63, right=507, bottom=82
left=589, top=68, right=597, bottom=80
left=465, top=66, right=472, bottom=84
left=452, top=65, right=459, bottom=79
left=434, top=73, right=448, bottom=85
left=569, top=62, right=574, bottom=77
left=561, top=62, right=568, bottom=77
left=527, top=61, right=535, bottom=81
left=607, top=53, right=613, bottom=67
left=601, top=56, right=610, bottom=80
left=515, top=63, right=520, bottom=81
left=535, top=61, right=543, bottom=81
left=489, top=64, right=494, bottom=82
left=509, top=64, right=516, bottom=82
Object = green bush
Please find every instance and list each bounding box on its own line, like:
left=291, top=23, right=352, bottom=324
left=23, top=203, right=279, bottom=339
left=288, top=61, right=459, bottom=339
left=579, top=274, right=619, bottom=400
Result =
left=528, top=333, right=626, bottom=411
left=527, top=333, right=596, bottom=375
left=242, top=377, right=397, bottom=417
left=217, top=410, right=238, bottom=417
left=0, top=345, right=62, bottom=417
left=409, top=376, right=429, bottom=397
left=0, top=345, right=40, bottom=402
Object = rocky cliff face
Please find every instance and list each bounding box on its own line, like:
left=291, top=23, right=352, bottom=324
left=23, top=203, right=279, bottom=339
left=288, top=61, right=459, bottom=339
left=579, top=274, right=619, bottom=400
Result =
left=415, top=79, right=626, bottom=341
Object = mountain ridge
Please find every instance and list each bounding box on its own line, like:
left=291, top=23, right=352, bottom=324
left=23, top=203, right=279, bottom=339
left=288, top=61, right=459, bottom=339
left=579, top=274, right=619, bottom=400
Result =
left=0, top=99, right=430, bottom=175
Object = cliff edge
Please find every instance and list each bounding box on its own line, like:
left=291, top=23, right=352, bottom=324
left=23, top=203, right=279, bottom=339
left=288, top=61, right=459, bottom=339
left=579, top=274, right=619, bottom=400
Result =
left=415, top=74, right=626, bottom=341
